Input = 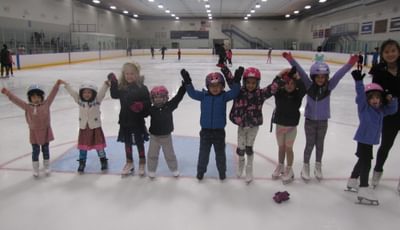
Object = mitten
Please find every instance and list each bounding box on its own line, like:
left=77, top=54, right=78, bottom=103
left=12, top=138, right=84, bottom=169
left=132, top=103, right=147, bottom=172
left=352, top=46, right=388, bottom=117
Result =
left=273, top=76, right=286, bottom=88
left=282, top=52, right=293, bottom=61
left=130, top=101, right=144, bottom=112
left=233, top=66, right=244, bottom=83
left=347, top=54, right=359, bottom=66
left=351, top=70, right=365, bottom=81
left=107, top=72, right=117, bottom=82
left=180, top=69, right=192, bottom=84
left=221, top=66, right=233, bottom=81
left=287, top=66, right=297, bottom=79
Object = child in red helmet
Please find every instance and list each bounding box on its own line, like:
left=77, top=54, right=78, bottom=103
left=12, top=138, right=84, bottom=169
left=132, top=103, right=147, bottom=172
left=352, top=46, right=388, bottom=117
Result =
left=181, top=67, right=242, bottom=181
left=346, top=70, right=397, bottom=205
left=146, top=84, right=186, bottom=179
left=1, top=80, right=62, bottom=177
left=223, top=66, right=276, bottom=183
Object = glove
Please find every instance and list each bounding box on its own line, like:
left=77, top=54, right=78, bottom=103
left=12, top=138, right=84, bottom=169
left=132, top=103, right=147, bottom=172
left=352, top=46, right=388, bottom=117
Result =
left=1, top=88, right=8, bottom=95
left=287, top=66, right=297, bottom=79
left=282, top=52, right=293, bottom=61
left=351, top=70, right=365, bottom=81
left=130, top=101, right=144, bottom=113
left=233, top=66, right=244, bottom=83
left=273, top=76, right=286, bottom=88
left=347, top=54, right=359, bottom=66
left=107, top=72, right=117, bottom=82
left=221, top=66, right=233, bottom=80
left=180, top=69, right=192, bottom=84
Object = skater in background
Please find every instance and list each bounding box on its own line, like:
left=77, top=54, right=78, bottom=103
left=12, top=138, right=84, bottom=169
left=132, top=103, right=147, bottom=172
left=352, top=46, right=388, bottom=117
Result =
left=150, top=46, right=155, bottom=59
left=283, top=52, right=358, bottom=182
left=1, top=80, right=62, bottom=177
left=226, top=49, right=232, bottom=66
left=369, top=39, right=400, bottom=189
left=270, top=66, right=306, bottom=184
left=146, top=84, right=186, bottom=178
left=7, top=49, right=14, bottom=77
left=215, top=43, right=226, bottom=67
left=314, top=46, right=324, bottom=62
left=222, top=66, right=273, bottom=183
left=0, top=44, right=11, bottom=78
left=177, top=48, right=181, bottom=61
left=346, top=70, right=397, bottom=205
left=60, top=80, right=109, bottom=174
left=108, top=62, right=151, bottom=177
left=371, top=47, right=379, bottom=67
left=357, top=51, right=364, bottom=71
left=160, top=46, right=167, bottom=60
left=180, top=67, right=241, bottom=181
left=267, top=48, right=272, bottom=64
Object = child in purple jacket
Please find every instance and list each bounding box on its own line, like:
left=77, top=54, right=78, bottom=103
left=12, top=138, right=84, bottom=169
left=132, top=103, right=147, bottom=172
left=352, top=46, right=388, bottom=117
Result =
left=346, top=70, right=397, bottom=204
left=283, top=52, right=358, bottom=181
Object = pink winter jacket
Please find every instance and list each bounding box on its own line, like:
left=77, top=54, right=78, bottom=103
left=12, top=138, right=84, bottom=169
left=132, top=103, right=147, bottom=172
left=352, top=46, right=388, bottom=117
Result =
left=5, top=82, right=60, bottom=145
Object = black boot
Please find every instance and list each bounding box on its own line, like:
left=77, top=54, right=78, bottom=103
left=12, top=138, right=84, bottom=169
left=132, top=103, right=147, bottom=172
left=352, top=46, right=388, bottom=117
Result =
left=100, top=157, right=108, bottom=171
left=77, top=160, right=86, bottom=173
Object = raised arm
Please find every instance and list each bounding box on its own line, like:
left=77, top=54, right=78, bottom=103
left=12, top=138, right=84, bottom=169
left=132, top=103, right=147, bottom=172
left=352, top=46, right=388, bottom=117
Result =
left=44, top=80, right=62, bottom=106
left=328, top=54, right=358, bottom=90
left=180, top=69, right=204, bottom=101
left=97, top=81, right=110, bottom=102
left=282, top=52, right=312, bottom=88
left=63, top=81, right=80, bottom=104
left=168, top=83, right=186, bottom=111
left=107, top=73, right=120, bottom=99
left=1, top=87, right=28, bottom=110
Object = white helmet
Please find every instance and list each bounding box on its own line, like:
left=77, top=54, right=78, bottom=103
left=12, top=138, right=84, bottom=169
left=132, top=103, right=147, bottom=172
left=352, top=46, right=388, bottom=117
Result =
left=79, top=81, right=98, bottom=92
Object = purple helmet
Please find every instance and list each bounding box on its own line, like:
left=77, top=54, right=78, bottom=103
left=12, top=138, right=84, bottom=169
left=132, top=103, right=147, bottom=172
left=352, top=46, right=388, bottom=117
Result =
left=205, top=72, right=225, bottom=88
left=310, top=62, right=330, bottom=76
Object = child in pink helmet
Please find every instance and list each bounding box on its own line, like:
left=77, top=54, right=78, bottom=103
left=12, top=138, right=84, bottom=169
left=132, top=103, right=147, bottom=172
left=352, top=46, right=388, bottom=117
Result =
left=346, top=70, right=397, bottom=205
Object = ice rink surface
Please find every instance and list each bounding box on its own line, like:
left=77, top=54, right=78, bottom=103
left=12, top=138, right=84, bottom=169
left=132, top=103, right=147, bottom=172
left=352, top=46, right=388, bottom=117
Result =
left=0, top=53, right=399, bottom=230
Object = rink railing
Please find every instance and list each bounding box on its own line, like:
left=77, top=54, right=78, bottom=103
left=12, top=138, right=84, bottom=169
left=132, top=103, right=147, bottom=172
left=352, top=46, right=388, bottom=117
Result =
left=12, top=49, right=373, bottom=70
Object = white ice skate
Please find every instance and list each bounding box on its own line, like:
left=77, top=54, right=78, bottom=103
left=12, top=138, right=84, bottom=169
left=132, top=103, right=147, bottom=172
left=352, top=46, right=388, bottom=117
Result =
left=271, top=163, right=284, bottom=180
left=138, top=159, right=146, bottom=177
left=148, top=171, right=156, bottom=179
left=172, top=170, right=180, bottom=177
left=32, top=161, right=40, bottom=178
left=356, top=187, right=379, bottom=206
left=345, top=178, right=359, bottom=192
left=121, top=162, right=134, bottom=177
left=314, top=162, right=323, bottom=181
left=301, top=163, right=310, bottom=182
left=43, top=159, right=51, bottom=176
left=245, top=155, right=254, bottom=184
left=371, top=171, right=382, bottom=189
left=282, top=166, right=294, bottom=185
left=237, top=156, right=245, bottom=178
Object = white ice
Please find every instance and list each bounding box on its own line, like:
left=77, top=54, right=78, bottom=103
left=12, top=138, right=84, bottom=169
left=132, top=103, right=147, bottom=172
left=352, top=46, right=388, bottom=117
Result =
left=0, top=53, right=399, bottom=230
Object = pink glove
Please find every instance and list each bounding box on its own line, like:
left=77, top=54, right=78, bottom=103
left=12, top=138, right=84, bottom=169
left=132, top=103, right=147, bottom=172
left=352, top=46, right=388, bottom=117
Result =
left=130, top=101, right=144, bottom=112
left=282, top=52, right=293, bottom=61
left=347, top=54, right=358, bottom=66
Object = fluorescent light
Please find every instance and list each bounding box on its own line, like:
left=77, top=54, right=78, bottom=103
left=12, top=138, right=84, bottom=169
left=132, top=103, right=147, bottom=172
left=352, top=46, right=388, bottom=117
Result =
left=148, top=0, right=154, bottom=2
left=171, top=14, right=175, bottom=17
left=208, top=14, right=212, bottom=17
left=319, top=0, right=327, bottom=3
left=305, top=5, right=311, bottom=9
left=205, top=4, right=210, bottom=8
left=285, top=14, right=290, bottom=18
left=165, top=10, right=170, bottom=13
left=133, top=14, right=138, bottom=18
left=92, top=0, right=100, bottom=4
left=255, top=4, right=261, bottom=8
left=158, top=4, right=163, bottom=9
left=247, top=14, right=251, bottom=17
left=250, top=9, right=255, bottom=13
left=294, top=10, right=299, bottom=14
left=110, top=6, right=116, bottom=10
left=175, top=17, right=179, bottom=20
left=244, top=17, right=248, bottom=20
left=206, top=9, right=211, bottom=13
left=123, top=10, right=128, bottom=14
left=262, top=0, right=267, bottom=2
left=209, top=16, right=212, bottom=20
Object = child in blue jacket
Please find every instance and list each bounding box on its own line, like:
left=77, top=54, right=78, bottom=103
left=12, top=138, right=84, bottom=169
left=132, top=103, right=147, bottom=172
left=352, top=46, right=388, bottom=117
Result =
left=181, top=68, right=242, bottom=180
left=346, top=70, right=397, bottom=204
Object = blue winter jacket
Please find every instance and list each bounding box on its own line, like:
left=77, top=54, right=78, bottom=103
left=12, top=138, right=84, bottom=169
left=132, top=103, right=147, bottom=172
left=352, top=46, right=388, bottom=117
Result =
left=353, top=80, right=398, bottom=145
left=186, top=83, right=240, bottom=129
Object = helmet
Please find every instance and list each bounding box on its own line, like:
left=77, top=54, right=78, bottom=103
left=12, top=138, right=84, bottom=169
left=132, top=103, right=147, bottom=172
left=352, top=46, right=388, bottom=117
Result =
left=79, top=81, right=98, bottom=102
left=243, top=67, right=261, bottom=80
left=310, top=62, right=330, bottom=76
left=205, top=72, right=225, bottom=88
left=365, top=83, right=383, bottom=93
left=27, top=84, right=45, bottom=102
left=150, top=86, right=169, bottom=98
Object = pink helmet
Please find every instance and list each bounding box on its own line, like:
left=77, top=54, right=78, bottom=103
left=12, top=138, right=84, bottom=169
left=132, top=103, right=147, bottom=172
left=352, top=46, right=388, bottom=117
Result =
left=150, top=86, right=169, bottom=98
left=364, top=83, right=383, bottom=93
left=243, top=67, right=261, bottom=80
left=206, top=72, right=225, bottom=88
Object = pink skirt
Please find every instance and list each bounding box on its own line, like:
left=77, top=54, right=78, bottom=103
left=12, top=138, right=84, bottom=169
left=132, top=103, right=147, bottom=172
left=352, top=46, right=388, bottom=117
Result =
left=78, top=126, right=106, bottom=150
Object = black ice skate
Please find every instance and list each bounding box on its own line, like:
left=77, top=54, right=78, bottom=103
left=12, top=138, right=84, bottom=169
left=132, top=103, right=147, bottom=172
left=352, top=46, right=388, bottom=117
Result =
left=77, top=160, right=86, bottom=174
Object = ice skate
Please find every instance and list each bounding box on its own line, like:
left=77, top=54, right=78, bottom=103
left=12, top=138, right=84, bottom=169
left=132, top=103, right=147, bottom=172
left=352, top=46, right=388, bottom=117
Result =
left=314, top=162, right=323, bottom=181
left=356, top=187, right=379, bottom=206
left=32, top=161, right=40, bottom=178
left=77, top=160, right=86, bottom=174
left=100, top=157, right=108, bottom=171
left=172, top=170, right=180, bottom=177
left=282, top=166, right=294, bottom=184
left=245, top=155, right=254, bottom=184
left=121, top=162, right=134, bottom=177
left=271, top=163, right=284, bottom=180
left=148, top=171, right=156, bottom=179
left=43, top=159, right=51, bottom=176
left=345, top=178, right=359, bottom=192
left=236, top=156, right=245, bottom=178
left=371, top=171, right=382, bottom=189
left=300, top=163, right=310, bottom=182
left=138, top=158, right=146, bottom=177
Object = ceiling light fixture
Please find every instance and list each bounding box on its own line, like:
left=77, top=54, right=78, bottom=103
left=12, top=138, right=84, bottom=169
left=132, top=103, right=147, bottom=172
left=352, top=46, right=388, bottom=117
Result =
left=304, top=5, right=311, bottom=9
left=244, top=17, right=248, bottom=20
left=255, top=4, right=261, bottom=8
left=175, top=17, right=180, bottom=20
left=261, top=0, right=267, bottom=2
left=209, top=16, right=212, bottom=20
left=148, top=0, right=154, bottom=2
left=123, top=10, right=128, bottom=14
left=247, top=14, right=251, bottom=17
left=165, top=10, right=170, bottom=13
left=133, top=14, right=138, bottom=18
left=319, top=0, right=327, bottom=3
left=158, top=4, right=164, bottom=9
left=293, top=10, right=299, bottom=14
left=285, top=14, right=290, bottom=18
left=92, top=0, right=100, bottom=4
left=110, top=6, right=116, bottom=10
left=250, top=9, right=255, bottom=13
left=205, top=4, right=210, bottom=8
left=206, top=9, right=211, bottom=13
left=171, top=14, right=175, bottom=17
left=208, top=14, right=212, bottom=17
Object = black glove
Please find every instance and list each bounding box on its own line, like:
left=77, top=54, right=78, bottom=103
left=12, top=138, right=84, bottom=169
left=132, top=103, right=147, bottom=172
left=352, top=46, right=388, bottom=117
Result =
left=107, top=72, right=117, bottom=82
left=273, top=76, right=286, bottom=87
left=180, top=69, right=192, bottom=84
left=221, top=66, right=233, bottom=81
left=351, top=70, right=365, bottom=81
left=233, top=66, right=244, bottom=83
left=287, top=66, right=297, bottom=79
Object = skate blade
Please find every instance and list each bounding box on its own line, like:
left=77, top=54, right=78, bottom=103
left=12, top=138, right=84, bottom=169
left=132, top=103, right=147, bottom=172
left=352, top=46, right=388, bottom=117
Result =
left=245, top=179, right=253, bottom=185
left=356, top=197, right=379, bottom=206
left=344, top=188, right=358, bottom=193
left=121, top=169, right=134, bottom=178
left=282, top=179, right=294, bottom=185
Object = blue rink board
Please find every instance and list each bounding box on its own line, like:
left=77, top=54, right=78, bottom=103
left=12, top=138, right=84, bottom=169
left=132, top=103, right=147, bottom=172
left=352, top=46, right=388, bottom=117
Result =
left=51, top=136, right=236, bottom=178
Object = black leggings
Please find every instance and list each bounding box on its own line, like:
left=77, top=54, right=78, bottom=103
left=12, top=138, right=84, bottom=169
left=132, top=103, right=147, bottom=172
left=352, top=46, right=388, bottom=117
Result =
left=351, top=142, right=373, bottom=187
